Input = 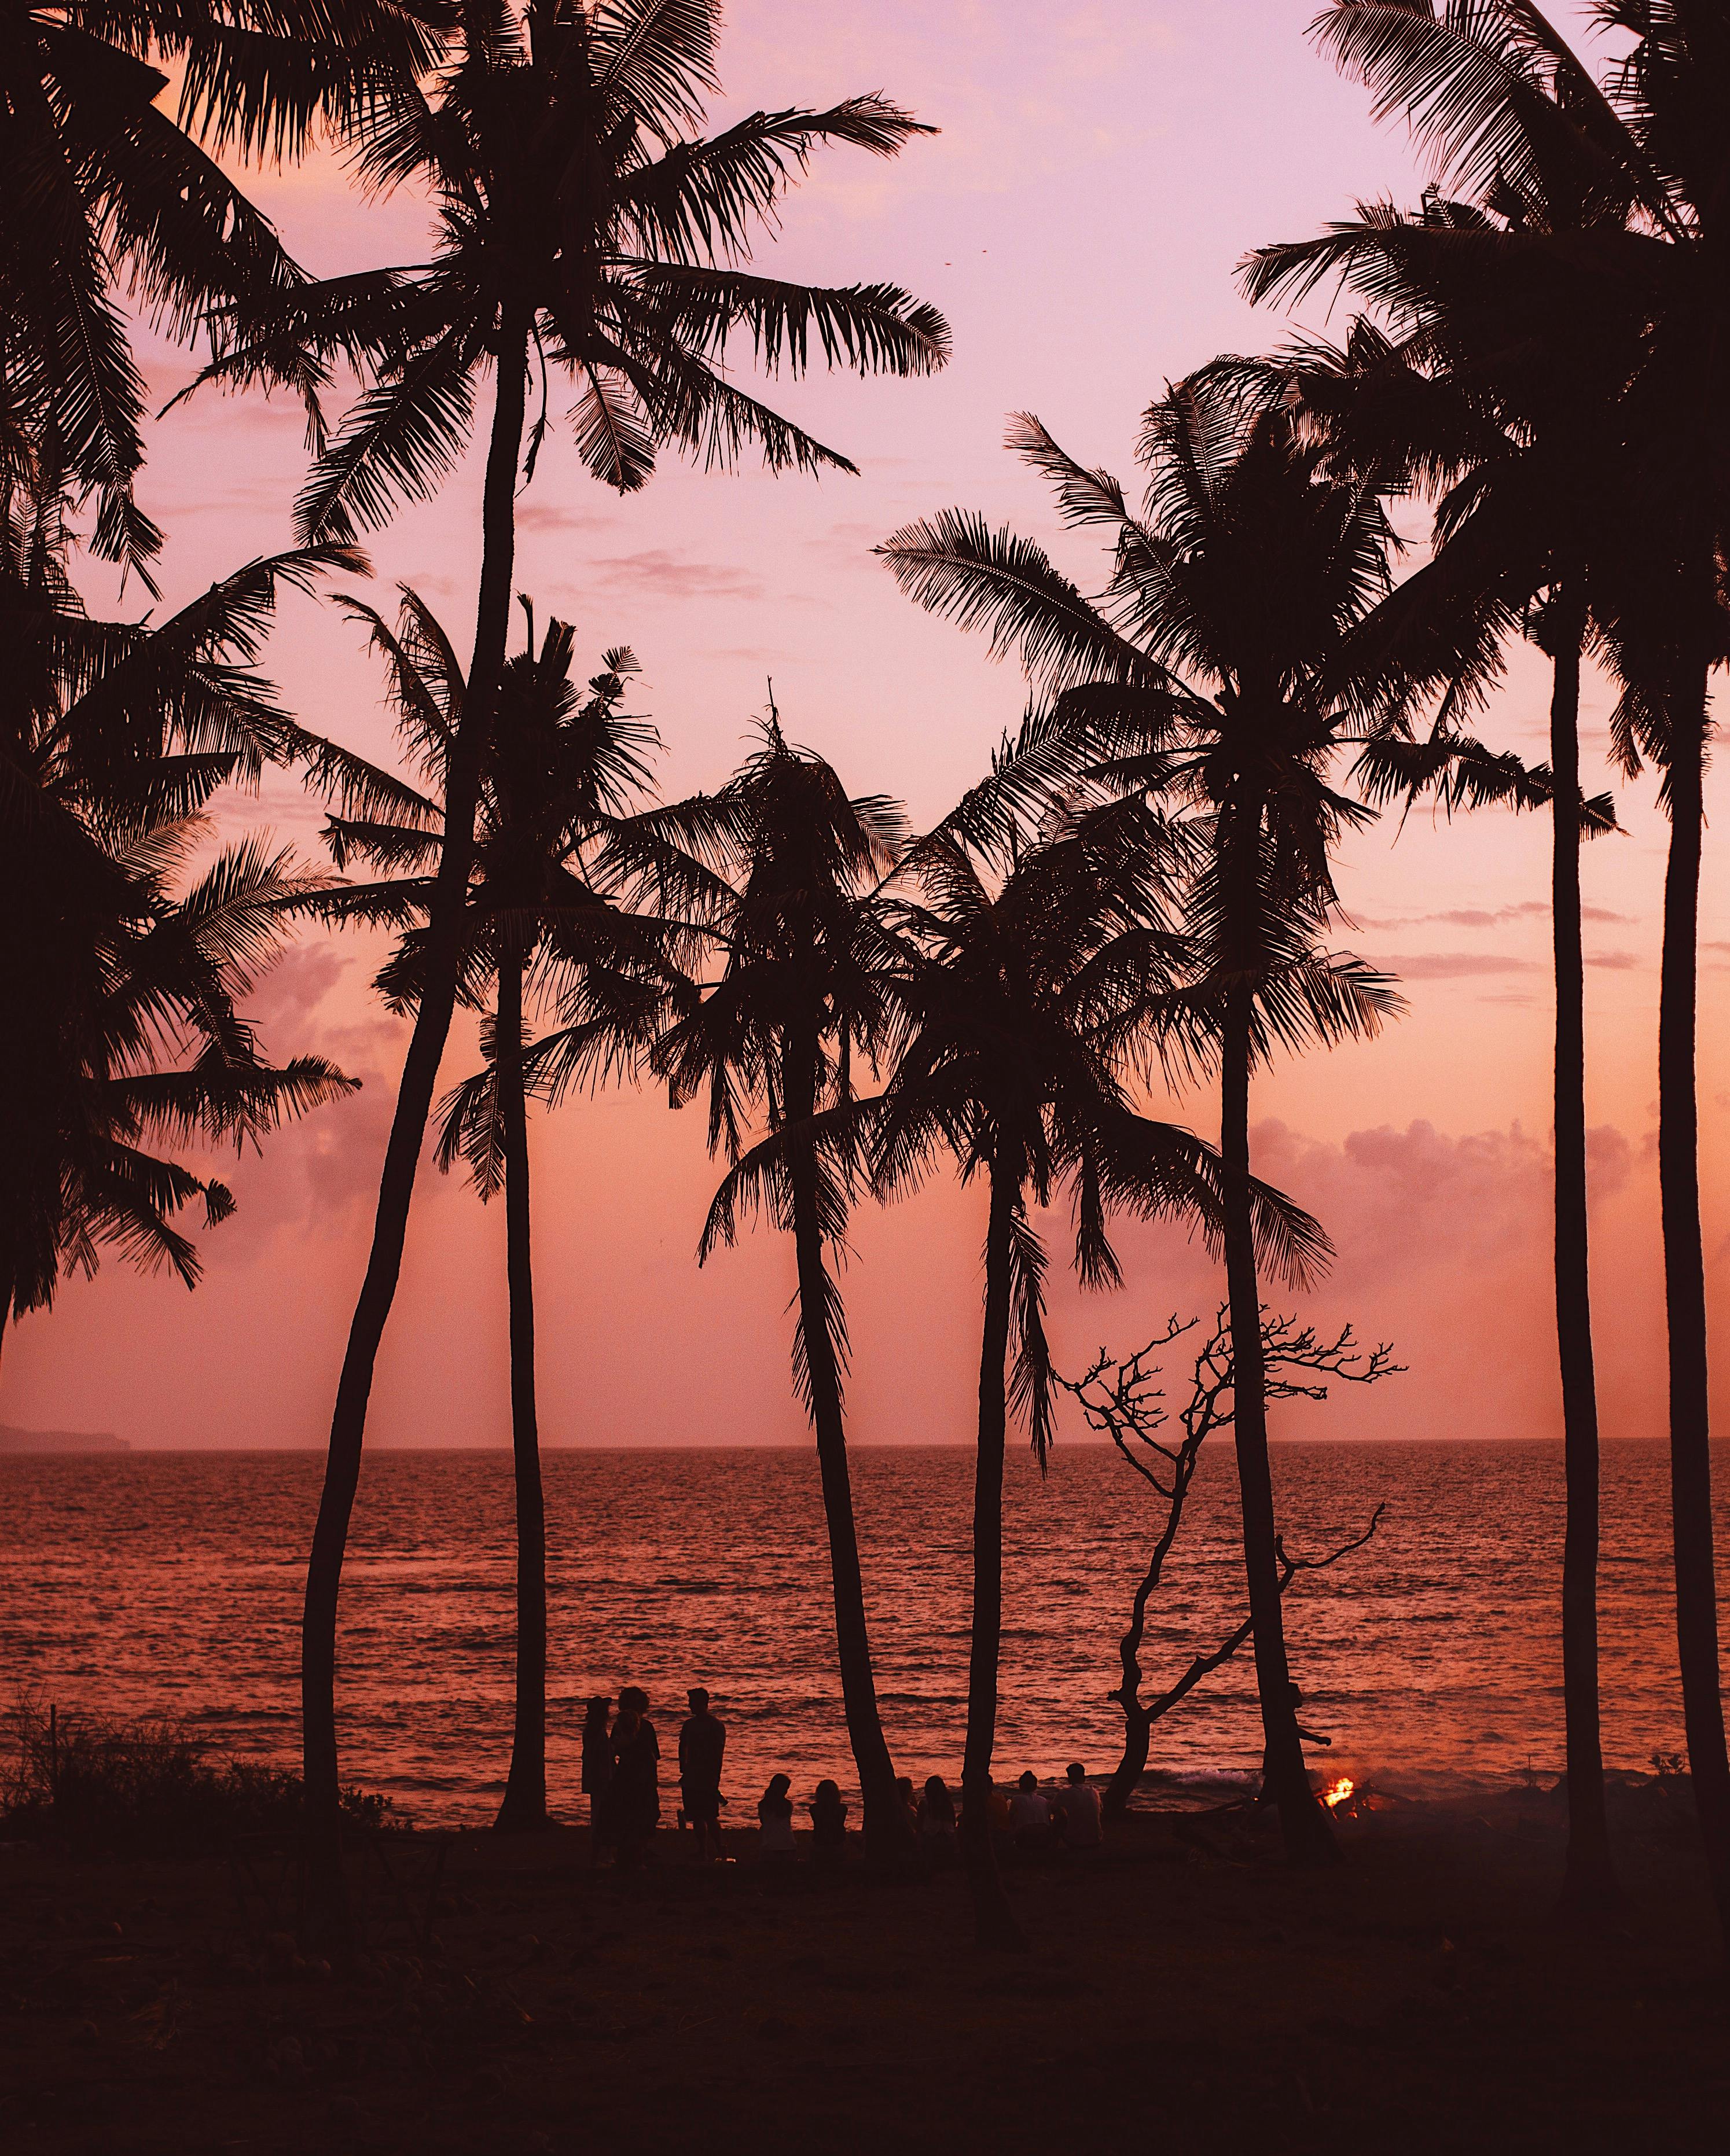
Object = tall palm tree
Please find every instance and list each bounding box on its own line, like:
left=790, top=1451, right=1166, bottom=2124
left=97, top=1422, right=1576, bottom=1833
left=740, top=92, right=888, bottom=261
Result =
left=0, top=0, right=445, bottom=585
left=181, top=0, right=949, bottom=1920
left=1295, top=0, right=1730, bottom=1945
left=291, top=586, right=702, bottom=1831
left=871, top=797, right=1327, bottom=1943
left=0, top=465, right=361, bottom=1341
left=651, top=718, right=916, bottom=1860
left=1244, top=141, right=1647, bottom=1909
left=880, top=375, right=1403, bottom=1866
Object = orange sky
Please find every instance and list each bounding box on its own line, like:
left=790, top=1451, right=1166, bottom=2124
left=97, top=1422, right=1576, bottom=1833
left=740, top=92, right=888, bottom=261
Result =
left=8, top=0, right=1728, bottom=1449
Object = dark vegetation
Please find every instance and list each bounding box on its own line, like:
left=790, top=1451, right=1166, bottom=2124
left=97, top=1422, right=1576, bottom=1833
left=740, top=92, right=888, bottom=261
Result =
left=1, top=1701, right=394, bottom=1859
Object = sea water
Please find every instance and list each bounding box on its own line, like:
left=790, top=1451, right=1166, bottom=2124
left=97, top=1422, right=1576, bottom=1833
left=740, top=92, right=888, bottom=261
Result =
left=3, top=1440, right=1721, bottom=1821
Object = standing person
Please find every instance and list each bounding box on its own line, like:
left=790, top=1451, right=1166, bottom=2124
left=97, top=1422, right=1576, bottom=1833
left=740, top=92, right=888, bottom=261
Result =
left=678, top=1688, right=728, bottom=1864
left=581, top=1696, right=614, bottom=1867
left=1055, top=1763, right=1103, bottom=1852
left=808, top=1779, right=849, bottom=1870
left=758, top=1774, right=796, bottom=1859
left=611, top=1686, right=660, bottom=1868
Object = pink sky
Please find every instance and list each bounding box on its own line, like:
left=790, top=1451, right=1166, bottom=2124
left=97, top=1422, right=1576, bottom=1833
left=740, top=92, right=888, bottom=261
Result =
left=8, top=1, right=1727, bottom=1449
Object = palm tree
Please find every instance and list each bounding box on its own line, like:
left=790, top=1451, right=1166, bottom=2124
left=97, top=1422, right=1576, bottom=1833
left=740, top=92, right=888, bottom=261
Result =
left=1295, top=0, right=1730, bottom=1944
left=179, top=0, right=949, bottom=1918
left=0, top=0, right=444, bottom=586
left=1244, top=144, right=1648, bottom=1910
left=880, top=376, right=1404, bottom=1867
left=289, top=586, right=701, bottom=1832
left=870, top=797, right=1327, bottom=1942
left=0, top=466, right=361, bottom=1343
left=651, top=718, right=916, bottom=1860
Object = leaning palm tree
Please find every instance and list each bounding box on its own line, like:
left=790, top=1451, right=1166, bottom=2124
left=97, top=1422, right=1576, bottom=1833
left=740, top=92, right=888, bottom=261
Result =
left=289, top=587, right=704, bottom=1831
left=0, top=466, right=362, bottom=1341
left=180, top=0, right=949, bottom=1922
left=1296, top=0, right=1730, bottom=1947
left=880, top=373, right=1404, bottom=1867
left=179, top=0, right=945, bottom=1905
left=871, top=797, right=1328, bottom=1944
left=1245, top=137, right=1646, bottom=1909
left=651, top=718, right=916, bottom=1859
left=0, top=0, right=444, bottom=585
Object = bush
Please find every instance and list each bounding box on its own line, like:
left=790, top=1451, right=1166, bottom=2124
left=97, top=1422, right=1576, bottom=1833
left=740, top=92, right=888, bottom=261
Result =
left=1, top=1697, right=402, bottom=1856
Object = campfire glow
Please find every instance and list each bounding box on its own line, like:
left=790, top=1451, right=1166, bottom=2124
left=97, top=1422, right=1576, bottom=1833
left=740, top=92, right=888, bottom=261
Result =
left=1322, top=1776, right=1356, bottom=1809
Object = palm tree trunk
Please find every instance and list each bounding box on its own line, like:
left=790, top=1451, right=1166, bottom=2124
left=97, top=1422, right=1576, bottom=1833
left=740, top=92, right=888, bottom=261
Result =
left=783, top=1037, right=910, bottom=1860
left=1660, top=646, right=1730, bottom=1949
left=962, top=1160, right=1024, bottom=1948
left=1549, top=588, right=1617, bottom=1913
left=299, top=310, right=531, bottom=1944
left=494, top=952, right=548, bottom=1833
left=1222, top=981, right=1337, bottom=1867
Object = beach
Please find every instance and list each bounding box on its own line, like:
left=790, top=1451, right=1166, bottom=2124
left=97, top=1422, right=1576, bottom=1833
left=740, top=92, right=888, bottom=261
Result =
left=4, top=1781, right=1724, bottom=2155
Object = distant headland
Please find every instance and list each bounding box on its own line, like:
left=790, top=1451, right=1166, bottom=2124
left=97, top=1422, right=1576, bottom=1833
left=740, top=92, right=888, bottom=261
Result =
left=0, top=1423, right=129, bottom=1454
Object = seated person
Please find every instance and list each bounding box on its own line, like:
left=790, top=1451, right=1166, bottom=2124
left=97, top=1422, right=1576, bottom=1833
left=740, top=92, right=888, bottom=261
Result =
left=916, top=1775, right=958, bottom=1865
left=757, top=1773, right=796, bottom=1858
left=1055, top=1761, right=1103, bottom=1849
left=1008, top=1769, right=1053, bottom=1853
left=807, top=1778, right=849, bottom=1868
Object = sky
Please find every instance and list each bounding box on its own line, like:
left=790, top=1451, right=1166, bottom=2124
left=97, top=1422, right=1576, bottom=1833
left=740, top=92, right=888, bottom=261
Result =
left=8, top=0, right=1729, bottom=1450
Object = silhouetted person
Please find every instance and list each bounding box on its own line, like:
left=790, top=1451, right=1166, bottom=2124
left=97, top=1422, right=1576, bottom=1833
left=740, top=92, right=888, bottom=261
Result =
left=611, top=1685, right=660, bottom=1867
left=1259, top=1683, right=1331, bottom=1804
left=1009, top=1768, right=1053, bottom=1855
left=916, top=1775, right=958, bottom=1867
left=808, top=1778, right=849, bottom=1868
left=1056, top=1762, right=1103, bottom=1850
left=581, top=1695, right=614, bottom=1867
left=895, top=1775, right=920, bottom=1839
left=985, top=1773, right=1013, bottom=1849
left=758, top=1773, right=795, bottom=1859
left=678, top=1687, right=726, bottom=1863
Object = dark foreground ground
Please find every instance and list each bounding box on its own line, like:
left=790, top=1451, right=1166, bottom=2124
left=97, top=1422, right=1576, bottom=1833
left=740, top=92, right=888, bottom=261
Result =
left=2, top=1782, right=1724, bottom=2155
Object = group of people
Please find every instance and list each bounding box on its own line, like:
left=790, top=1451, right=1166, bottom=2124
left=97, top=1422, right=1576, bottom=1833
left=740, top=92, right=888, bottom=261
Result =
left=581, top=1684, right=728, bottom=1866
left=579, top=1686, right=1104, bottom=1867
left=903, top=1763, right=1104, bottom=1867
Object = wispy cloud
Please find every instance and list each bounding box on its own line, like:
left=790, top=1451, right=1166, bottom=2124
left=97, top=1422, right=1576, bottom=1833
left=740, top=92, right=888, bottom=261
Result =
left=1357, top=902, right=1545, bottom=932
left=586, top=550, right=766, bottom=601
left=1381, top=951, right=1541, bottom=980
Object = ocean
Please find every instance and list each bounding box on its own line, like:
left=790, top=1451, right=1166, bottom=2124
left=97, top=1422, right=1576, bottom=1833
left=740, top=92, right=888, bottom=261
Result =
left=4, top=1440, right=1721, bottom=1822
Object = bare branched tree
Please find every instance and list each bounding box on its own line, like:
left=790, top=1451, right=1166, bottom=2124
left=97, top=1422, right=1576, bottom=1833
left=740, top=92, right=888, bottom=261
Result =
left=1062, top=1308, right=1398, bottom=1819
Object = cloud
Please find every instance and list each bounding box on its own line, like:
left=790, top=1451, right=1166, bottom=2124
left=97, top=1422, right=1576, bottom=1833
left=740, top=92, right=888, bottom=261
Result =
left=1380, top=951, right=1541, bottom=979
left=1086, top=1114, right=1655, bottom=1442
left=1357, top=902, right=1545, bottom=932
left=587, top=550, right=766, bottom=601
left=1582, top=905, right=1632, bottom=924
left=515, top=499, right=618, bottom=537
left=1586, top=951, right=1643, bottom=971
left=197, top=945, right=428, bottom=1255
left=248, top=944, right=348, bottom=1041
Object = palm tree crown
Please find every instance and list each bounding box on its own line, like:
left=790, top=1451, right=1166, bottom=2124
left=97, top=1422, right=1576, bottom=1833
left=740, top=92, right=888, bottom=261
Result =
left=187, top=0, right=951, bottom=534
left=0, top=465, right=361, bottom=1328
left=1, top=0, right=446, bottom=583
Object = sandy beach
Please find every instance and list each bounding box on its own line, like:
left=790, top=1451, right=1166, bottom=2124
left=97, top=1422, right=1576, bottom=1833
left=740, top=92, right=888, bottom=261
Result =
left=5, top=1780, right=1725, bottom=2155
